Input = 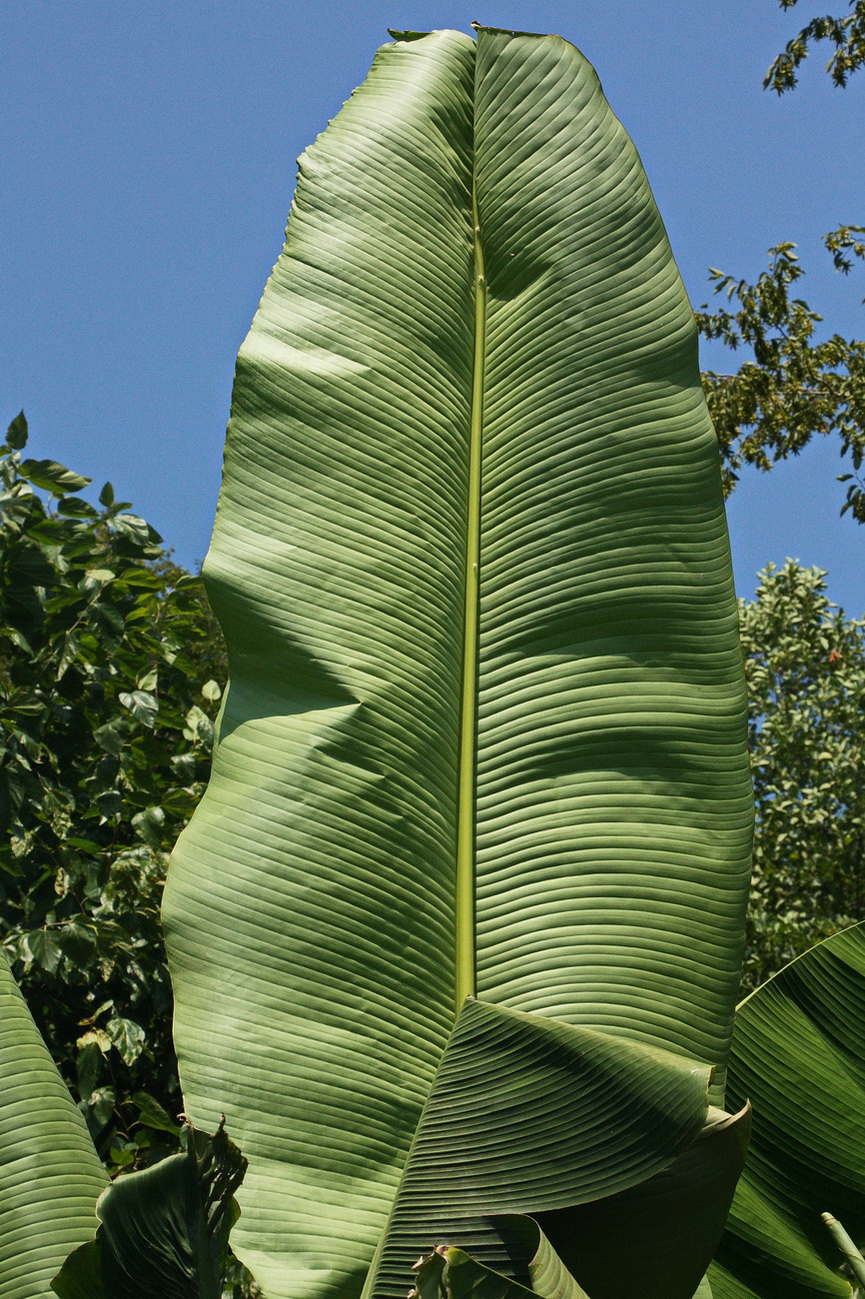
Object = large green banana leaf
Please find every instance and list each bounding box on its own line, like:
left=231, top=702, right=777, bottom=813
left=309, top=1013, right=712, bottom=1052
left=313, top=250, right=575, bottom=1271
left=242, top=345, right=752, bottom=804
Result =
left=711, top=923, right=865, bottom=1299
left=162, top=24, right=753, bottom=1299
left=0, top=953, right=106, bottom=1298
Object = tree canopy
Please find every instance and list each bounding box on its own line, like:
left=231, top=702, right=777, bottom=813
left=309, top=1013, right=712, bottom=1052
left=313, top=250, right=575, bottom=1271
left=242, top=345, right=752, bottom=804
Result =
left=739, top=559, right=865, bottom=990
left=697, top=1, right=865, bottom=517
left=0, top=412, right=224, bottom=1173
left=765, top=0, right=865, bottom=92
left=698, top=240, right=865, bottom=515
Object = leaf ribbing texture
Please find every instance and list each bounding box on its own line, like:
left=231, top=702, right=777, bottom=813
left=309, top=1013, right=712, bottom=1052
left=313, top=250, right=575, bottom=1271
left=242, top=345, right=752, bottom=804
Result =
left=0, top=956, right=106, bottom=1298
left=163, top=27, right=753, bottom=1299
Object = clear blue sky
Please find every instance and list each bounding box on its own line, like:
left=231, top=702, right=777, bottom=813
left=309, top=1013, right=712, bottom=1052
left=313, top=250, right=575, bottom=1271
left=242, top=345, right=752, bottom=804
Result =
left=2, top=1, right=863, bottom=609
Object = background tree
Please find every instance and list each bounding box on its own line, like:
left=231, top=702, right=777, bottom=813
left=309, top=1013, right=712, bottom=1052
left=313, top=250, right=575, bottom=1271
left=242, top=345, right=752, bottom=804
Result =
left=765, top=0, right=865, bottom=91
left=0, top=412, right=226, bottom=1173
left=739, top=559, right=865, bottom=991
left=698, top=239, right=865, bottom=515
left=698, top=0, right=865, bottom=516
left=691, top=4, right=865, bottom=989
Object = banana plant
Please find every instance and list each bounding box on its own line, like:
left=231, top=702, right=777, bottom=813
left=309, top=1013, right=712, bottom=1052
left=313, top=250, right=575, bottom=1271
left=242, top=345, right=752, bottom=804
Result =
left=23, top=20, right=865, bottom=1299
left=0, top=950, right=247, bottom=1299
left=159, top=21, right=754, bottom=1299
left=713, top=922, right=865, bottom=1298
left=0, top=953, right=106, bottom=1298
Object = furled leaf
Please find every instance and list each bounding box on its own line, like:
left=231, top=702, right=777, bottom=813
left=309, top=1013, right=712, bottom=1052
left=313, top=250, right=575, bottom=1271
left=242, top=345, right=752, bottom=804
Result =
left=710, top=923, right=865, bottom=1298
left=51, top=1121, right=248, bottom=1299
left=0, top=954, right=106, bottom=1298
left=412, top=1217, right=590, bottom=1299
left=519, top=1219, right=590, bottom=1299
left=163, top=24, right=752, bottom=1299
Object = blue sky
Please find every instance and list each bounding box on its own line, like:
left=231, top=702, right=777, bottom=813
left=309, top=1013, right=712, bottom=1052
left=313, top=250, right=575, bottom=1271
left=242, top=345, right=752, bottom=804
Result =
left=2, top=1, right=863, bottom=610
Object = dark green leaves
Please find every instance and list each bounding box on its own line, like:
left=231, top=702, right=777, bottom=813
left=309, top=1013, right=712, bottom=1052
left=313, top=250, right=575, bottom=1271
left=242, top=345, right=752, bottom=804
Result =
left=697, top=239, right=865, bottom=518
left=764, top=2, right=865, bottom=92
left=412, top=1221, right=590, bottom=1299
left=739, top=561, right=865, bottom=991
left=0, top=420, right=226, bottom=1169
left=52, top=1122, right=249, bottom=1299
left=19, top=459, right=92, bottom=496
left=119, top=689, right=159, bottom=727
left=5, top=411, right=28, bottom=451
left=105, top=1016, right=146, bottom=1065
left=112, top=513, right=163, bottom=549
left=535, top=1105, right=750, bottom=1299
left=132, top=1090, right=183, bottom=1137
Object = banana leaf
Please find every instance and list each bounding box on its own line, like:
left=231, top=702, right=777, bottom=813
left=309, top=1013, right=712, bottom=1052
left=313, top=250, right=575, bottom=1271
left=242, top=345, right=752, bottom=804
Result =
left=710, top=923, right=865, bottom=1299
left=162, top=24, right=753, bottom=1299
left=412, top=1217, right=591, bottom=1299
left=51, top=1120, right=247, bottom=1299
left=0, top=953, right=106, bottom=1298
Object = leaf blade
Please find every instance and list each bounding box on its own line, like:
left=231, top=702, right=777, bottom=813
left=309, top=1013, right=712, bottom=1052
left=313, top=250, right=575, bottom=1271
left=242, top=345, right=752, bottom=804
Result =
left=164, top=27, right=752, bottom=1299
left=164, top=29, right=477, bottom=1298
left=472, top=25, right=751, bottom=1069
left=711, top=923, right=865, bottom=1298
left=0, top=955, right=106, bottom=1298
left=365, top=998, right=712, bottom=1299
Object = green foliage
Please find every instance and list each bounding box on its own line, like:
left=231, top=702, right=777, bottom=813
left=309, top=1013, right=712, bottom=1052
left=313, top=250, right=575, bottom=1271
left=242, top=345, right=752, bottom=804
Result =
left=712, top=923, right=865, bottom=1297
left=0, top=949, right=106, bottom=1299
left=697, top=7, right=865, bottom=517
left=4, top=19, right=864, bottom=1296
left=765, top=0, right=865, bottom=92
left=697, top=241, right=865, bottom=517
left=411, top=1221, right=590, bottom=1299
left=163, top=26, right=752, bottom=1299
left=740, top=560, right=865, bottom=991
left=0, top=412, right=225, bottom=1172
left=52, top=1120, right=248, bottom=1299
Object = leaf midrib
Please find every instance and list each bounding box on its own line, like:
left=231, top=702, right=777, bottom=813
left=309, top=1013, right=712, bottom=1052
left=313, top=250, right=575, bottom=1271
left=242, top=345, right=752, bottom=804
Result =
left=454, top=164, right=486, bottom=1009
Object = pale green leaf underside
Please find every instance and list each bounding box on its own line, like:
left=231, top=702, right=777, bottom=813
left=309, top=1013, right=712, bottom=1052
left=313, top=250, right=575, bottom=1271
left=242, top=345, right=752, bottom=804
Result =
left=363, top=997, right=710, bottom=1299
left=710, top=924, right=865, bottom=1299
left=0, top=955, right=106, bottom=1298
left=520, top=1219, right=591, bottom=1299
left=163, top=25, right=752, bottom=1299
